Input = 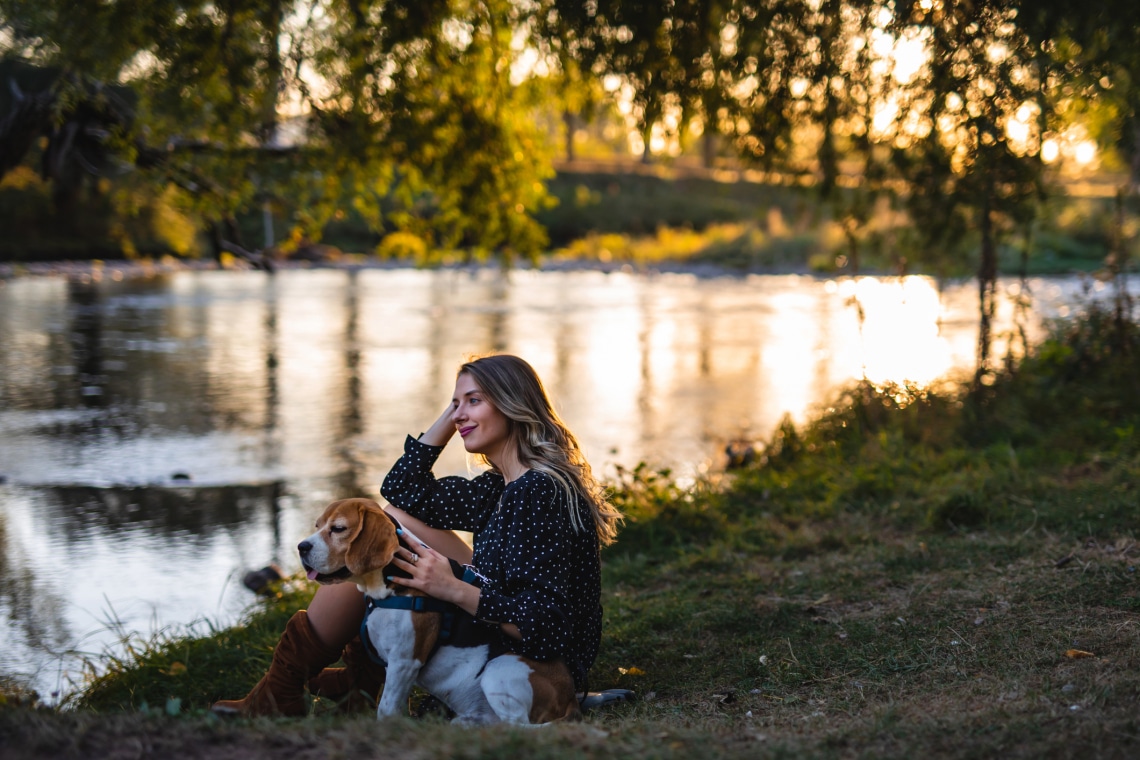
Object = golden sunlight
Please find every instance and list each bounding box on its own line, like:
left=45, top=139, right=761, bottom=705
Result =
left=843, top=276, right=952, bottom=386
left=1041, top=126, right=1099, bottom=168
left=1005, top=102, right=1040, bottom=156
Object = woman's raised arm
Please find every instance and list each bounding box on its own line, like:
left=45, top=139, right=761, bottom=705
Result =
left=418, top=400, right=458, bottom=447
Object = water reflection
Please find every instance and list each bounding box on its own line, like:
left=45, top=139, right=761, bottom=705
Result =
left=0, top=268, right=1100, bottom=698
left=0, top=505, right=73, bottom=681
left=41, top=483, right=285, bottom=541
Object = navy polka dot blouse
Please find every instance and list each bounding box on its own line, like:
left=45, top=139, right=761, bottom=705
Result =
left=380, top=435, right=602, bottom=692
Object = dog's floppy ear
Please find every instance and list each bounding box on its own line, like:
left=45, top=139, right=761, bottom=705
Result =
left=345, top=500, right=398, bottom=576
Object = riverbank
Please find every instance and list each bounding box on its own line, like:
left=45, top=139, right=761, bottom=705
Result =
left=0, top=239, right=1123, bottom=285
left=0, top=248, right=786, bottom=282
left=3, top=305, right=1137, bottom=759
left=2, top=169, right=1130, bottom=278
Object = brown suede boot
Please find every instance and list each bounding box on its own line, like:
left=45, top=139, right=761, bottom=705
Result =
left=211, top=610, right=342, bottom=717
left=307, top=635, right=386, bottom=714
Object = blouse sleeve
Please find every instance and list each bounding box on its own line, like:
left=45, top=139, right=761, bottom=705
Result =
left=474, top=473, right=578, bottom=663
left=380, top=435, right=502, bottom=532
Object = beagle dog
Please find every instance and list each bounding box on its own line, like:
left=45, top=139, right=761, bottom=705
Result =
left=297, top=497, right=580, bottom=724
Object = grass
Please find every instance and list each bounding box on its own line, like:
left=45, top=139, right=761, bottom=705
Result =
left=3, top=305, right=1139, bottom=758
left=535, top=171, right=811, bottom=246
left=548, top=222, right=825, bottom=273
left=55, top=580, right=317, bottom=716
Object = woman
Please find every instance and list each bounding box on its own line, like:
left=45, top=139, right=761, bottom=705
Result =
left=212, top=354, right=621, bottom=716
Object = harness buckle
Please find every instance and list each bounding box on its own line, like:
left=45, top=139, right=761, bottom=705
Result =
left=462, top=564, right=490, bottom=585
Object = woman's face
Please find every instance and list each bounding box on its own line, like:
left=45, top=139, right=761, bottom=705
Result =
left=451, top=373, right=511, bottom=461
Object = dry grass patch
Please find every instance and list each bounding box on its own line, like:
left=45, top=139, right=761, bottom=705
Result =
left=589, top=525, right=1140, bottom=758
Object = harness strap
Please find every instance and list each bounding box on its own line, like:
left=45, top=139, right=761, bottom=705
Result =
left=359, top=614, right=387, bottom=667
left=359, top=594, right=458, bottom=667
left=365, top=594, right=456, bottom=615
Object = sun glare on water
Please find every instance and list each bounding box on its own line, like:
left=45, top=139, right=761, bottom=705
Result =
left=836, top=276, right=952, bottom=387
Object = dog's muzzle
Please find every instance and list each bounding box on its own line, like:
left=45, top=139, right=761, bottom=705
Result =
left=297, top=539, right=352, bottom=582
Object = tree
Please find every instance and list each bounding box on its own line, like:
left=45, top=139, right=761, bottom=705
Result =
left=540, top=1, right=809, bottom=167
left=0, top=0, right=554, bottom=261
left=887, top=0, right=1047, bottom=378
left=1022, top=0, right=1140, bottom=188
left=1022, top=0, right=1139, bottom=324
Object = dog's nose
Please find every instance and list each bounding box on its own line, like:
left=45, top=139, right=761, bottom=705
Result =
left=298, top=540, right=312, bottom=556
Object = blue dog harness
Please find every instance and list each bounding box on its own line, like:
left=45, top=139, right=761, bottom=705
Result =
left=359, top=512, right=485, bottom=667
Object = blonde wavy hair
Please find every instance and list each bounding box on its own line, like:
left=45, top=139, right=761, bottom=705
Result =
left=459, top=354, right=622, bottom=546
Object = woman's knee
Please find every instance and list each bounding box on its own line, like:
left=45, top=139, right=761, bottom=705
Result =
left=306, top=582, right=366, bottom=647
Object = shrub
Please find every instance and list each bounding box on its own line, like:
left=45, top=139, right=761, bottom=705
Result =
left=605, top=463, right=727, bottom=555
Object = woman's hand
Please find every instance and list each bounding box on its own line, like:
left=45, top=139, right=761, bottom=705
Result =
left=417, top=400, right=459, bottom=448
left=389, top=541, right=481, bottom=615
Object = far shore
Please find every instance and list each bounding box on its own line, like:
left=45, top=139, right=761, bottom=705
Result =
left=0, top=254, right=1092, bottom=284
left=0, top=254, right=820, bottom=282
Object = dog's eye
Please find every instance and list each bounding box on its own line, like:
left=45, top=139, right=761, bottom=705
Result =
left=329, top=525, right=347, bottom=534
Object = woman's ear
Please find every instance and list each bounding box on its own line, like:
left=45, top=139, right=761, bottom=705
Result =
left=345, top=502, right=398, bottom=576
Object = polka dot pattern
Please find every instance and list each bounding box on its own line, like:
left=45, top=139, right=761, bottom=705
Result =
left=381, top=435, right=602, bottom=691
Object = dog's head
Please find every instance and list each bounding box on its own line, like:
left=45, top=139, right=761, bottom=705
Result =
left=297, top=498, right=399, bottom=584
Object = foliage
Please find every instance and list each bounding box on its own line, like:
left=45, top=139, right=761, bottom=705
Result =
left=884, top=2, right=1049, bottom=372
left=0, top=0, right=555, bottom=260
left=375, top=230, right=431, bottom=263
left=967, top=301, right=1140, bottom=453
left=538, top=170, right=810, bottom=243
left=606, top=463, right=727, bottom=556
left=0, top=166, right=199, bottom=260
left=536, top=169, right=1124, bottom=275
left=1021, top=0, right=1140, bottom=184
left=555, top=223, right=737, bottom=264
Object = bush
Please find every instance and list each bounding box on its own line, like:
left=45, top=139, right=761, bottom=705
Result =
left=605, top=463, right=728, bottom=555
left=375, top=231, right=430, bottom=262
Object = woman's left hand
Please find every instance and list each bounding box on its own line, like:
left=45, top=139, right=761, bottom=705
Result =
left=389, top=543, right=481, bottom=615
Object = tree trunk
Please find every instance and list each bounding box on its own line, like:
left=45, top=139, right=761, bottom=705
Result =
left=563, top=110, right=576, bottom=163
left=641, top=122, right=654, bottom=164
left=1131, top=118, right=1140, bottom=192
left=702, top=130, right=716, bottom=170
left=1111, top=187, right=1133, bottom=330
left=848, top=223, right=860, bottom=277
left=259, top=0, right=283, bottom=145
left=976, top=194, right=998, bottom=383
left=816, top=0, right=841, bottom=198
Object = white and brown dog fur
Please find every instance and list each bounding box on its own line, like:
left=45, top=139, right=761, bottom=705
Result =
left=298, top=497, right=580, bottom=724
